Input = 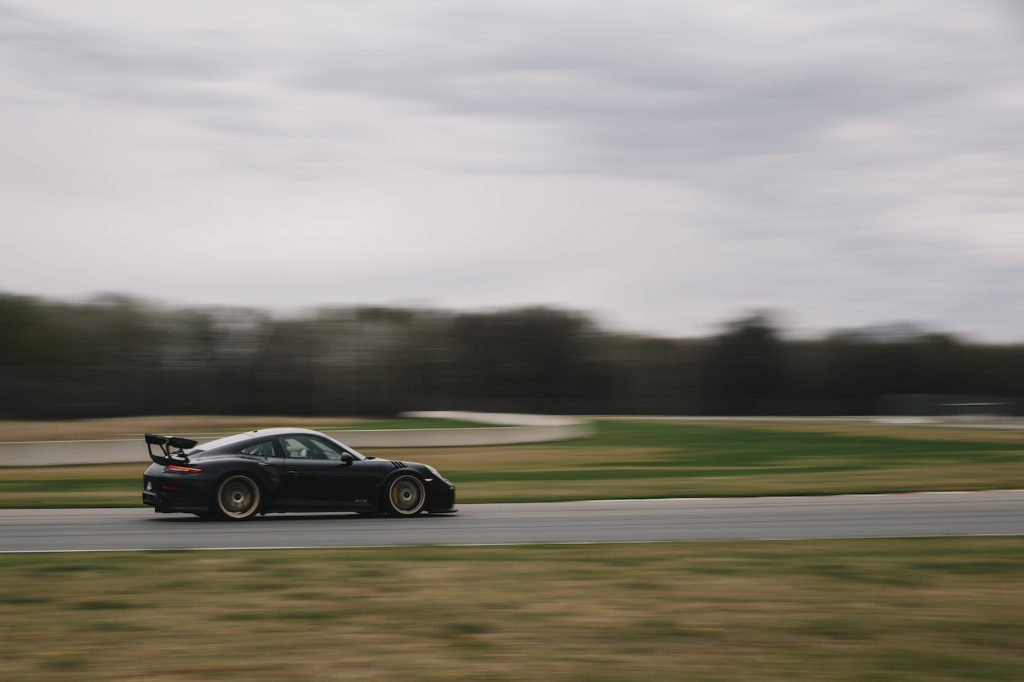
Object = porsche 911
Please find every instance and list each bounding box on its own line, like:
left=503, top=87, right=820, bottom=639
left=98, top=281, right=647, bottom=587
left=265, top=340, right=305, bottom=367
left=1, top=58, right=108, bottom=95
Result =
left=142, top=428, right=456, bottom=520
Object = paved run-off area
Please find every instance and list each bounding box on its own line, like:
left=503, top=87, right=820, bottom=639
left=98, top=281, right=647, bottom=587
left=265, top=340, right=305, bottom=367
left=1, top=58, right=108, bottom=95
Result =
left=1, top=491, right=1022, bottom=553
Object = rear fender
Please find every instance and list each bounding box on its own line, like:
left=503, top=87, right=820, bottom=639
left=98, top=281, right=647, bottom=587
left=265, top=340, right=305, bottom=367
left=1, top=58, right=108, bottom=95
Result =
left=210, top=467, right=271, bottom=513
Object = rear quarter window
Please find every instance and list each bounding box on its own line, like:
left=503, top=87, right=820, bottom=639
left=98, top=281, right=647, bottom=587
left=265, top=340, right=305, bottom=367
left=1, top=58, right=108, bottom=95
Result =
left=240, top=441, right=275, bottom=457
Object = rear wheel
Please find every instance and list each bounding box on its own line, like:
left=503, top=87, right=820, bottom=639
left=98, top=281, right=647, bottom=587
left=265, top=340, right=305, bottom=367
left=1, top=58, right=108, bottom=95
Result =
left=385, top=474, right=426, bottom=516
left=215, top=474, right=261, bottom=520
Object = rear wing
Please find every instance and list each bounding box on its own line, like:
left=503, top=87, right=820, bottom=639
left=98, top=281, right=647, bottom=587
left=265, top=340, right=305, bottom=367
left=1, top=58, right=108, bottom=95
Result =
left=145, top=433, right=198, bottom=466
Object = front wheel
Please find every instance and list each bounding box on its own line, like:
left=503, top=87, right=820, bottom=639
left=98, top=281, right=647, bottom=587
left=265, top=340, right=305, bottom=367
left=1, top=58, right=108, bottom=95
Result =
left=215, top=474, right=261, bottom=521
left=385, top=474, right=426, bottom=516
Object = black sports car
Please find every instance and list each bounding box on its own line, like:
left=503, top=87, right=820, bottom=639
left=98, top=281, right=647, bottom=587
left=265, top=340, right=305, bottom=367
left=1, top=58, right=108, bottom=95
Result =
left=142, top=428, right=456, bottom=520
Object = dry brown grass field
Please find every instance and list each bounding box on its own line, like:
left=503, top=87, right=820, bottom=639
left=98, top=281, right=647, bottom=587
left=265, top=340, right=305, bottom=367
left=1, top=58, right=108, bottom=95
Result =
left=1, top=538, right=1022, bottom=681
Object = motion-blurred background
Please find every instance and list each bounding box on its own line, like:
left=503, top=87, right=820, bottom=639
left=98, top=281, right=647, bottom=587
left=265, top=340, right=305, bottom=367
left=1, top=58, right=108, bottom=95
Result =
left=2, top=295, right=1022, bottom=419
left=3, top=1, right=1023, bottom=420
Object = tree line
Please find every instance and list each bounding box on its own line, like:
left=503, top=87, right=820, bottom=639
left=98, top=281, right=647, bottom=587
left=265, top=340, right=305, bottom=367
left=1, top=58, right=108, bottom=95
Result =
left=1, top=292, right=1022, bottom=419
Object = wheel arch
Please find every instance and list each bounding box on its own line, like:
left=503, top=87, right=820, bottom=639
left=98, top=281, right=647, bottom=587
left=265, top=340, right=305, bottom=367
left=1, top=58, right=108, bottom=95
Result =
left=209, top=465, right=271, bottom=514
left=378, top=468, right=429, bottom=513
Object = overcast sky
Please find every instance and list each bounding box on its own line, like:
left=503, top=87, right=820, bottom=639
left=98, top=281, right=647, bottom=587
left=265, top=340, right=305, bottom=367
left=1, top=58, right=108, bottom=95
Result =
left=2, top=0, right=1023, bottom=340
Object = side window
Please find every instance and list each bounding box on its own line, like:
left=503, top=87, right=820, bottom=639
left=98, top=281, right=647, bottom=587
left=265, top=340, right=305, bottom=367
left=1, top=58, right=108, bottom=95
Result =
left=279, top=436, right=348, bottom=461
left=240, top=441, right=275, bottom=457
left=280, top=437, right=314, bottom=459
left=309, top=437, right=347, bottom=461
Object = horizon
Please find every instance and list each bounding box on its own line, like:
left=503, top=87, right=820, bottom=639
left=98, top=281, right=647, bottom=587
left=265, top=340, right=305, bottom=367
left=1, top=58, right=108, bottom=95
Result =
left=3, top=287, right=1016, bottom=345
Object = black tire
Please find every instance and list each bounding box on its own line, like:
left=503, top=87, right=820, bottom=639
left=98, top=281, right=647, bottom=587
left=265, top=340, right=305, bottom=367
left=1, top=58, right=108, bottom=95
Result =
left=215, top=474, right=262, bottom=521
left=384, top=474, right=426, bottom=516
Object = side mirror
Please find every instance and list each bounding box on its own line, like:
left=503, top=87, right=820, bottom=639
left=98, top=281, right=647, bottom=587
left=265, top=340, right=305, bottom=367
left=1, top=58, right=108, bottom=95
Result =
left=340, top=452, right=355, bottom=465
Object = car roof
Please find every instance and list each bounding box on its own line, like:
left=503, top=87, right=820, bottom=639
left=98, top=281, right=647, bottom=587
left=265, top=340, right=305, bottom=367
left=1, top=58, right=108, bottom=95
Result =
left=194, top=427, right=332, bottom=452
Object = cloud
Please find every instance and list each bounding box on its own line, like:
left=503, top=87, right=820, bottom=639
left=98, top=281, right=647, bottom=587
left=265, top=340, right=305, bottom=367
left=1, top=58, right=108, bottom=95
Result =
left=1, top=0, right=1023, bottom=340
left=4, top=1, right=1021, bottom=182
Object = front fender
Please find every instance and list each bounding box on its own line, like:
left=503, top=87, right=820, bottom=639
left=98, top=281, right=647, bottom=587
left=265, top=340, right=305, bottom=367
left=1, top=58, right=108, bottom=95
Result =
left=375, top=468, right=428, bottom=509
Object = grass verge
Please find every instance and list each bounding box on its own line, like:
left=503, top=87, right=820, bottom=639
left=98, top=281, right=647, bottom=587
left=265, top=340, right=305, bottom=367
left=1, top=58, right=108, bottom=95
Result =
left=1, top=537, right=1022, bottom=681
left=2, top=419, right=1024, bottom=507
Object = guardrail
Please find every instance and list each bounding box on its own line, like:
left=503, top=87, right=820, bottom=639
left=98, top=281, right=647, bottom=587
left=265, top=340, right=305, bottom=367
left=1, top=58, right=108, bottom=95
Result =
left=0, top=412, right=594, bottom=466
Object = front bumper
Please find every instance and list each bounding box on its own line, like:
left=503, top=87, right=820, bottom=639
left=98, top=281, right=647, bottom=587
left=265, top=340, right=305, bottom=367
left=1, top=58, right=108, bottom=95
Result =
left=427, top=478, right=457, bottom=513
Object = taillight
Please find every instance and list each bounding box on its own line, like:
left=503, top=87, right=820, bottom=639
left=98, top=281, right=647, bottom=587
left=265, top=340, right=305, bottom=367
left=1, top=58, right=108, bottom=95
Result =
left=166, top=464, right=204, bottom=473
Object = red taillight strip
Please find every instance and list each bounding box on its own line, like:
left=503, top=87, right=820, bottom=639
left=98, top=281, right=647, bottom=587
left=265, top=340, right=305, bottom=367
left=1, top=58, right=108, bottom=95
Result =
left=166, top=464, right=204, bottom=473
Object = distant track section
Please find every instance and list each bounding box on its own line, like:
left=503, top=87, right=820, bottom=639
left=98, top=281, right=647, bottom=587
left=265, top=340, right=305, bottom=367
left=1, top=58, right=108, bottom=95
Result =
left=0, top=412, right=592, bottom=466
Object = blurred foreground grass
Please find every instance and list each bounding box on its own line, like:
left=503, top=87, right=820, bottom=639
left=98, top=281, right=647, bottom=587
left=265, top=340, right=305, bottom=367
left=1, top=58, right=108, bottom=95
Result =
left=2, top=419, right=1023, bottom=508
left=1, top=538, right=1022, bottom=681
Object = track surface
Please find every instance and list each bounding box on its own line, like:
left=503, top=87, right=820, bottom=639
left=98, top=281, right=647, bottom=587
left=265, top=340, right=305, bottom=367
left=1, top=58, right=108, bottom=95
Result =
left=1, top=491, right=1022, bottom=553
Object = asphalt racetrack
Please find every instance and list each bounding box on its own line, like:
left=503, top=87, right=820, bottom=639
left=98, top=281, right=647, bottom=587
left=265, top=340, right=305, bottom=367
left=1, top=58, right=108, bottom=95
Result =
left=1, top=491, right=1022, bottom=553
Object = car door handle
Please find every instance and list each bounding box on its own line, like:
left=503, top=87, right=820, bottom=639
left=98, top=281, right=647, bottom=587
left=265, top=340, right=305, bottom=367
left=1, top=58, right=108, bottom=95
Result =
left=287, top=470, right=304, bottom=476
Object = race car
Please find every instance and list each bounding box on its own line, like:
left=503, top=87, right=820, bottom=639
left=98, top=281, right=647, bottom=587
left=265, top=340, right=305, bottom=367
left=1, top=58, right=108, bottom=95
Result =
left=142, top=428, right=456, bottom=520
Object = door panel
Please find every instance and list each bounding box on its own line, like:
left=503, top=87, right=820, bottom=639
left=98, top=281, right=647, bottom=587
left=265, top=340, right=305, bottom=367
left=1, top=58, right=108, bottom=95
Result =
left=274, top=436, right=357, bottom=506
